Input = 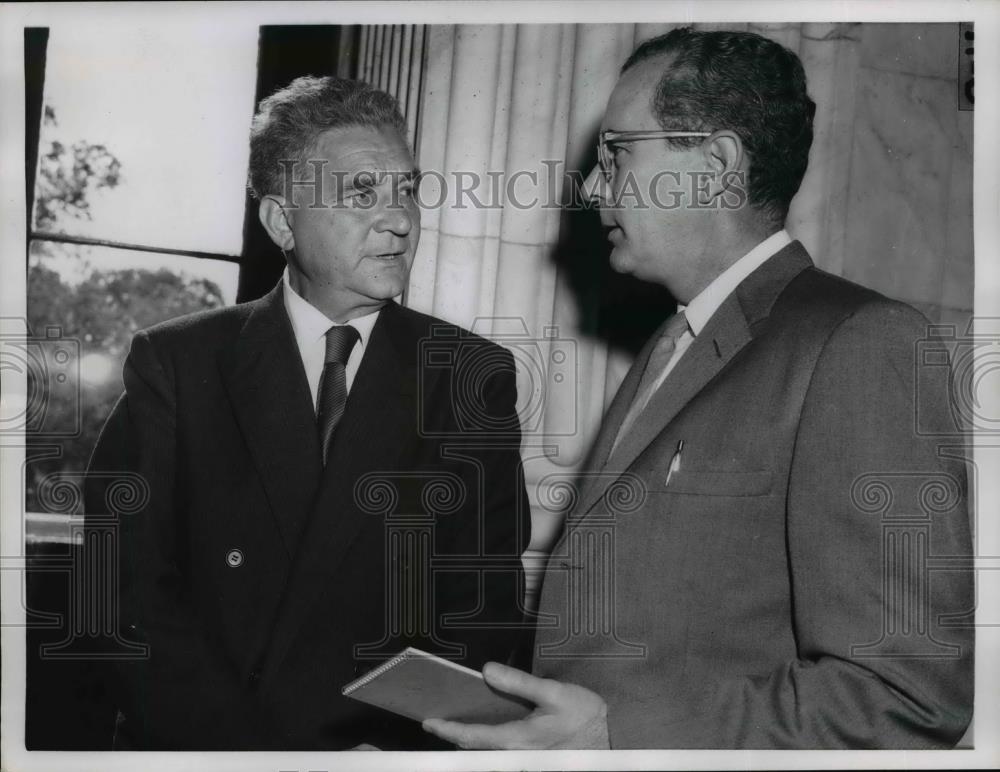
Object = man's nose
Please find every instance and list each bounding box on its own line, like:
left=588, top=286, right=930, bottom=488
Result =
left=374, top=198, right=415, bottom=236
left=581, top=165, right=610, bottom=205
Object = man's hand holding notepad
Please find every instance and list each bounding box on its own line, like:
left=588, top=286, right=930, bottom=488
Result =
left=341, top=648, right=533, bottom=725
left=342, top=648, right=610, bottom=749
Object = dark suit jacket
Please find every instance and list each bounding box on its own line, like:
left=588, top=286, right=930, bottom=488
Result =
left=84, top=283, right=531, bottom=750
left=533, top=242, right=974, bottom=748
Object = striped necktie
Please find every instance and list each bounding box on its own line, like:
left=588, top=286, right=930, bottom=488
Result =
left=317, top=324, right=360, bottom=464
left=611, top=311, right=689, bottom=455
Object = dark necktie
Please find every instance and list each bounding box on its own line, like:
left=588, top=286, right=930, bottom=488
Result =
left=317, top=325, right=360, bottom=464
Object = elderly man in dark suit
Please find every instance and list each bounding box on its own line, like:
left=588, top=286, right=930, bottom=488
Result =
left=424, top=27, right=974, bottom=750
left=85, top=76, right=530, bottom=750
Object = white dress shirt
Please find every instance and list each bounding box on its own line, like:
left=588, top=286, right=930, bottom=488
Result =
left=641, top=229, right=793, bottom=403
left=282, top=269, right=380, bottom=411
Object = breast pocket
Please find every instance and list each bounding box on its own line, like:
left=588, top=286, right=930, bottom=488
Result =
left=664, top=469, right=772, bottom=497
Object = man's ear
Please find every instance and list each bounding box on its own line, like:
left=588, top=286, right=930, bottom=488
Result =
left=258, top=195, right=295, bottom=251
left=698, top=131, right=745, bottom=205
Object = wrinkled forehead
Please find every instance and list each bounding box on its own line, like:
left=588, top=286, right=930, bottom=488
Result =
left=601, top=54, right=676, bottom=133
left=311, top=124, right=416, bottom=176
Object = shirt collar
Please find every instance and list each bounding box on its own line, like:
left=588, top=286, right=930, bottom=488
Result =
left=282, top=268, right=380, bottom=349
left=682, top=229, right=792, bottom=336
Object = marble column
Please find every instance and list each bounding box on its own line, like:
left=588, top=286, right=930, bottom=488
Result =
left=789, top=23, right=862, bottom=275
left=748, top=22, right=802, bottom=53
left=357, top=25, right=425, bottom=142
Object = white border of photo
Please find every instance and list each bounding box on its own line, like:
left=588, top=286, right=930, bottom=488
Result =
left=1, top=2, right=997, bottom=771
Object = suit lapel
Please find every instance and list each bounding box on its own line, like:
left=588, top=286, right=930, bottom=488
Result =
left=573, top=241, right=813, bottom=519
left=571, top=320, right=670, bottom=514
left=605, top=296, right=752, bottom=474
left=219, top=284, right=323, bottom=556
left=259, top=301, right=416, bottom=684
left=591, top=320, right=670, bottom=471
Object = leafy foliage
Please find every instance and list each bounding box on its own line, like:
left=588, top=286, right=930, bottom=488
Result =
left=34, top=107, right=122, bottom=232
left=26, top=109, right=227, bottom=513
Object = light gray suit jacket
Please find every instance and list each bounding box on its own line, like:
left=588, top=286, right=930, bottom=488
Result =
left=533, top=242, right=974, bottom=748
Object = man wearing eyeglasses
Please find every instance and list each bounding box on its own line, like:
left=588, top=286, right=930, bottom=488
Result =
left=424, top=27, right=973, bottom=750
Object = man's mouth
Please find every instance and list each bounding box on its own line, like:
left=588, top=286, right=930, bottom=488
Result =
left=371, top=251, right=406, bottom=261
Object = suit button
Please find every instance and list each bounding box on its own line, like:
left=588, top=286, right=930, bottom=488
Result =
left=226, top=549, right=244, bottom=568
left=248, top=669, right=261, bottom=686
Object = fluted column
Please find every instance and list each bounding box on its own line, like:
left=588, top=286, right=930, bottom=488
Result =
left=789, top=23, right=862, bottom=275
left=413, top=26, right=516, bottom=327
left=357, top=25, right=426, bottom=144
left=404, top=24, right=452, bottom=314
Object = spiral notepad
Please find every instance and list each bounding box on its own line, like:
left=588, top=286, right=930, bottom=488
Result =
left=342, top=647, right=532, bottom=725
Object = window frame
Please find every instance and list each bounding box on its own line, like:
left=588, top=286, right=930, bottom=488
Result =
left=25, top=25, right=361, bottom=305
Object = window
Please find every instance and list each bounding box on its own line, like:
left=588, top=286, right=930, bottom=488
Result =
left=25, top=24, right=360, bottom=521
left=26, top=22, right=256, bottom=517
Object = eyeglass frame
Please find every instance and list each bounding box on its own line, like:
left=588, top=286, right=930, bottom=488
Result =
left=597, top=129, right=713, bottom=182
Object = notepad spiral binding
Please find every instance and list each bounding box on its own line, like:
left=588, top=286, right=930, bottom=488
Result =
left=341, top=649, right=415, bottom=695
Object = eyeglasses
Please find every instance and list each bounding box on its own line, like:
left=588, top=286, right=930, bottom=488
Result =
left=597, top=129, right=712, bottom=182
